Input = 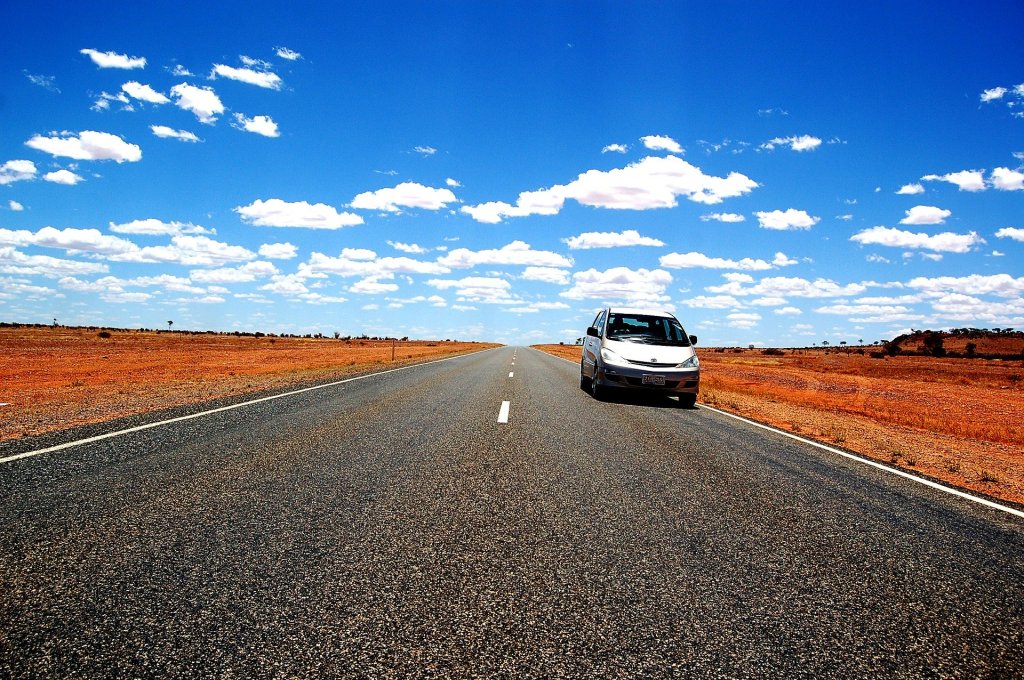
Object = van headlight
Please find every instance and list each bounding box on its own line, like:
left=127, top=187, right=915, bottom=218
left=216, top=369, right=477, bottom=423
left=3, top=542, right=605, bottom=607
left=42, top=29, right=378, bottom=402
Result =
left=600, top=347, right=624, bottom=365
left=676, top=354, right=699, bottom=369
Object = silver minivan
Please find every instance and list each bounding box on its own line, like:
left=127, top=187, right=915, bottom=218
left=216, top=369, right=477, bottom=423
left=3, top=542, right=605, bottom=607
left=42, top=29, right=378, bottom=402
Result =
left=580, top=307, right=700, bottom=407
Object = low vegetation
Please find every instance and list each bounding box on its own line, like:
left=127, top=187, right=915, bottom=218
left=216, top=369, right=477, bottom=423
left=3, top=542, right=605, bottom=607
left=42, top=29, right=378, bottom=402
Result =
left=0, top=325, right=498, bottom=442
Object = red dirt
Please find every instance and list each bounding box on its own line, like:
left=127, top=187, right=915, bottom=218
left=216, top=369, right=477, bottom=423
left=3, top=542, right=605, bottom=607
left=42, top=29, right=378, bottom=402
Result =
left=0, top=327, right=498, bottom=442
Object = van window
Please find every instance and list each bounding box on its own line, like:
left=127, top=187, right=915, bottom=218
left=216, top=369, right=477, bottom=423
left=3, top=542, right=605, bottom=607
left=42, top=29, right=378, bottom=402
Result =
left=594, top=310, right=607, bottom=335
left=606, top=312, right=691, bottom=346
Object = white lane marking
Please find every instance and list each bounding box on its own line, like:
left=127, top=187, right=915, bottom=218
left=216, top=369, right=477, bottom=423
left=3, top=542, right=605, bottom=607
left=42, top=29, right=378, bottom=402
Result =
left=509, top=372, right=514, bottom=378
left=497, top=401, right=510, bottom=423
left=0, top=347, right=501, bottom=466
left=535, top=347, right=1024, bottom=520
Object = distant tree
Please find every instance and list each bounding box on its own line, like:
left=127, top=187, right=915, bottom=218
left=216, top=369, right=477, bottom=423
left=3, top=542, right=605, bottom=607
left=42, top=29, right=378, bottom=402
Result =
left=883, top=341, right=901, bottom=357
left=333, top=331, right=341, bottom=339
left=965, top=342, right=977, bottom=358
left=167, top=320, right=173, bottom=330
left=840, top=341, right=847, bottom=346
left=822, top=340, right=830, bottom=347
left=923, top=333, right=946, bottom=357
left=858, top=338, right=864, bottom=344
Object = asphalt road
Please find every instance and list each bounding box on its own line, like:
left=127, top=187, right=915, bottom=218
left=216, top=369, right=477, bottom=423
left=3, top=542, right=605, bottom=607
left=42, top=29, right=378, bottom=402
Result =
left=1, top=346, right=1022, bottom=677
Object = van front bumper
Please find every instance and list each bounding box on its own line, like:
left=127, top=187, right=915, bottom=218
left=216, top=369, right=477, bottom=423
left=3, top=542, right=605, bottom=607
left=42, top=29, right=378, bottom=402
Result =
left=596, top=364, right=700, bottom=394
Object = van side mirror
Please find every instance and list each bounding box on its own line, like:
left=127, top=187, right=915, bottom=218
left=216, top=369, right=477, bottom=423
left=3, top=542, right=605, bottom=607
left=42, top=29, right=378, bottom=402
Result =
left=586, top=326, right=600, bottom=338
left=689, top=335, right=698, bottom=345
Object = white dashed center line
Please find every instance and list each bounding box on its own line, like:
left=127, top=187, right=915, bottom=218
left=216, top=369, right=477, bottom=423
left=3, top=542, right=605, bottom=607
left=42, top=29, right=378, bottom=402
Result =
left=497, top=401, right=510, bottom=423
left=509, top=371, right=514, bottom=378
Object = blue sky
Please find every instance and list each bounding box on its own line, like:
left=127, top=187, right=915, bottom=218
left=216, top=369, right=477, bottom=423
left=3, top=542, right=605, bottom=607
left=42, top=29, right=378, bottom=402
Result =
left=2, top=2, right=1022, bottom=346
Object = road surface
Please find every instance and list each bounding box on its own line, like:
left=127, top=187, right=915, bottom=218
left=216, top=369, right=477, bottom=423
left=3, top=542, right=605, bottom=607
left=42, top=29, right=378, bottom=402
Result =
left=1, top=346, right=1021, bottom=676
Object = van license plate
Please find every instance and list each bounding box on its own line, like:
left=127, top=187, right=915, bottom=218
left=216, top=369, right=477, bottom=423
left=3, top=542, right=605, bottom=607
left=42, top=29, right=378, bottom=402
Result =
left=642, top=374, right=666, bottom=386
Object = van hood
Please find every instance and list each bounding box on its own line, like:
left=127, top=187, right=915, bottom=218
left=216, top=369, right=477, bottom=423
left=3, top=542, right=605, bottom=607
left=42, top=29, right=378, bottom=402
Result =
left=605, top=338, right=695, bottom=364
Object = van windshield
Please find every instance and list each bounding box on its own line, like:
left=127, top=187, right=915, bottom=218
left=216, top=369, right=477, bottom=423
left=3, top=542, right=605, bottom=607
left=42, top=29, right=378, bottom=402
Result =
left=605, top=313, right=691, bottom=347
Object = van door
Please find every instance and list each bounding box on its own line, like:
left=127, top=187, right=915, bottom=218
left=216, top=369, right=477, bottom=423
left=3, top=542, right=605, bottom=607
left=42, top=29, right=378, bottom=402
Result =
left=583, top=309, right=606, bottom=376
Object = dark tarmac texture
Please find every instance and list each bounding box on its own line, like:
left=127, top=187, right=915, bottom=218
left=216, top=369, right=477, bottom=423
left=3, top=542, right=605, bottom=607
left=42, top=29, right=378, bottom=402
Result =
left=1, top=347, right=1021, bottom=677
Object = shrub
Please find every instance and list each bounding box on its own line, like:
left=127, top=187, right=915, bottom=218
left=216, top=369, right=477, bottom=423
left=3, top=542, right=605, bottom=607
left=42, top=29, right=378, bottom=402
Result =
left=761, top=348, right=785, bottom=356
left=97, top=331, right=111, bottom=339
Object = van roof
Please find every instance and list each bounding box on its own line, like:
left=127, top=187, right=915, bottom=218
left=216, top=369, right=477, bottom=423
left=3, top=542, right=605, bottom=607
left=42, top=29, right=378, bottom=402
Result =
left=607, top=307, right=677, bottom=318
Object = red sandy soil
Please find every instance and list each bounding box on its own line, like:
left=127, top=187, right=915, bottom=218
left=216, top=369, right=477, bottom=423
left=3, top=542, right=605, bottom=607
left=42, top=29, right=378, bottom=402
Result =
left=0, top=327, right=498, bottom=442
left=533, top=343, right=1024, bottom=506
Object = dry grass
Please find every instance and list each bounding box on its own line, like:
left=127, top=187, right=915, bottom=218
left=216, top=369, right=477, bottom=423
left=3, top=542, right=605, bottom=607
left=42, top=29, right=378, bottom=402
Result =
left=532, top=344, right=1024, bottom=506
left=0, top=327, right=499, bottom=442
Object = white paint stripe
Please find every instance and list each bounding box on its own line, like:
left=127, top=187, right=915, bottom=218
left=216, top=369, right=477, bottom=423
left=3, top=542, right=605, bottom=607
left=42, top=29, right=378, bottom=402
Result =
left=509, top=372, right=514, bottom=378
left=0, top=347, right=499, bottom=466
left=497, top=401, right=510, bottom=423
left=535, top=347, right=1024, bottom=520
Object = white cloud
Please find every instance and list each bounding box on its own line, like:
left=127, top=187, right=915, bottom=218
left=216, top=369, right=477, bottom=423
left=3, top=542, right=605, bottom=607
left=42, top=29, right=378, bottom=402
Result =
left=815, top=303, right=912, bottom=316
left=991, top=167, right=1024, bottom=191
left=602, top=143, right=628, bottom=154
left=438, top=240, right=572, bottom=269
left=109, top=218, right=213, bottom=236
left=0, top=160, right=37, bottom=185
left=995, top=227, right=1024, bottom=242
left=700, top=212, right=745, bottom=223
left=121, top=81, right=169, bottom=104
left=445, top=178, right=461, bottom=187
left=169, top=65, right=193, bottom=77
left=25, top=131, right=142, bottom=163
left=42, top=169, right=84, bottom=185
left=922, top=170, right=986, bottom=192
left=0, top=277, right=54, bottom=301
left=341, top=248, right=377, bottom=261
left=111, top=235, right=256, bottom=266
left=755, top=208, right=819, bottom=230
left=520, top=267, right=570, bottom=284
left=9, top=200, right=24, bottom=211
left=24, top=72, right=59, bottom=93
left=896, top=183, right=924, bottom=195
left=426, top=276, right=516, bottom=304
left=190, top=261, right=278, bottom=283
left=387, top=241, right=428, bottom=254
left=560, top=267, right=673, bottom=305
left=640, top=135, right=683, bottom=154
left=350, top=182, right=457, bottom=212
left=413, top=146, right=437, bottom=156
left=0, top=247, right=109, bottom=278
left=80, top=48, right=146, bottom=70
left=211, top=64, right=282, bottom=89
left=235, top=198, right=363, bottom=229
left=91, top=91, right=130, bottom=112
left=681, top=294, right=743, bottom=309
left=2, top=226, right=137, bottom=256
left=727, top=312, right=761, bottom=328
left=258, top=242, right=298, bottom=259
left=927, top=293, right=1024, bottom=324
left=563, top=229, right=665, bottom=249
left=774, top=306, right=802, bottom=315
left=899, top=205, right=951, bottom=225
left=350, top=275, right=400, bottom=294
left=276, top=46, right=302, bottom=60
left=170, top=83, right=225, bottom=124
left=233, top=114, right=280, bottom=138
left=302, top=252, right=449, bottom=278
left=850, top=226, right=983, bottom=253
left=907, top=273, right=1024, bottom=298
left=980, top=87, right=1008, bottom=102
left=150, top=125, right=200, bottom=142
left=707, top=274, right=867, bottom=299
left=461, top=155, right=758, bottom=223
left=659, top=250, right=798, bottom=271
left=760, top=135, right=822, bottom=152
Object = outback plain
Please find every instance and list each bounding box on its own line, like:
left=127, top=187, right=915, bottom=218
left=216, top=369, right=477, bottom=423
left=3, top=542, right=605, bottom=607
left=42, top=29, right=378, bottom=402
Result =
left=536, top=334, right=1024, bottom=506
left=0, top=325, right=497, bottom=444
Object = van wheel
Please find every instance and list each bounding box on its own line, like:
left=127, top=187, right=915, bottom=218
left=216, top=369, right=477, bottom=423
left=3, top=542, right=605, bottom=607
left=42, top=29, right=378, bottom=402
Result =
left=677, top=394, right=697, bottom=408
left=579, top=370, right=590, bottom=391
left=590, top=374, right=606, bottom=401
